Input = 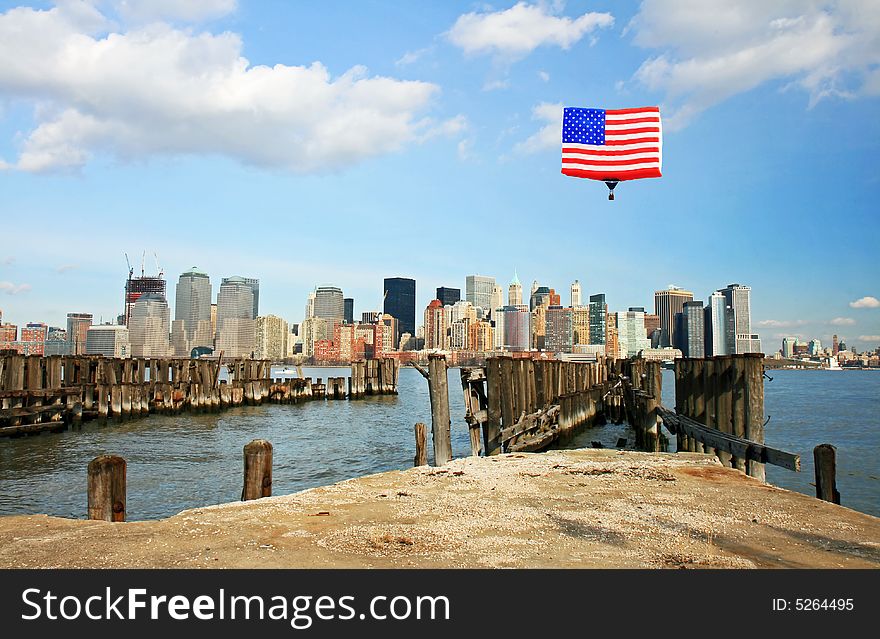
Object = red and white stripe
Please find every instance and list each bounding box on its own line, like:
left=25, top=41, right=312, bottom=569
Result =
left=562, top=106, right=662, bottom=181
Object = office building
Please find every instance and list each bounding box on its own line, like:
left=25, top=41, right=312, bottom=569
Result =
left=255, top=315, right=289, bottom=361
left=313, top=286, right=344, bottom=321
left=436, top=287, right=460, bottom=307
left=545, top=306, right=573, bottom=353
left=508, top=272, right=523, bottom=307
left=503, top=305, right=530, bottom=352
left=571, top=280, right=582, bottom=307
left=221, top=276, right=259, bottom=319
left=343, top=298, right=354, bottom=324
left=616, top=310, right=651, bottom=358
left=469, top=321, right=494, bottom=352
left=588, top=294, right=606, bottom=345
left=66, top=313, right=93, bottom=355
left=719, top=283, right=753, bottom=354
left=85, top=324, right=130, bottom=358
left=129, top=294, right=171, bottom=357
left=681, top=300, right=705, bottom=358
left=571, top=306, right=590, bottom=345
left=384, top=277, right=416, bottom=340
left=654, top=286, right=694, bottom=348
left=20, top=323, right=47, bottom=356
left=424, top=299, right=447, bottom=350
left=216, top=277, right=255, bottom=358
left=173, top=267, right=213, bottom=357
left=466, top=275, right=495, bottom=314
left=782, top=336, right=797, bottom=358
left=704, top=292, right=728, bottom=356
left=124, top=273, right=166, bottom=327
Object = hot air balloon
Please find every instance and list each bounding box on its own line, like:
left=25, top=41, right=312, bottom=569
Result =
left=561, top=106, right=662, bottom=200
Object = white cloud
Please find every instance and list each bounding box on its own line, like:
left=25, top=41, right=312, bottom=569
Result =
left=457, top=138, right=473, bottom=161
left=858, top=335, right=880, bottom=342
left=850, top=295, right=880, bottom=308
left=538, top=70, right=550, bottom=82
left=482, top=79, right=511, bottom=91
left=513, top=102, right=562, bottom=154
left=0, top=3, right=461, bottom=173
left=829, top=317, right=856, bottom=326
left=112, top=0, right=237, bottom=24
left=447, top=2, right=614, bottom=59
left=395, top=47, right=433, bottom=66
left=55, top=264, right=79, bottom=273
left=0, top=281, right=31, bottom=295
left=628, top=0, right=880, bottom=129
left=756, top=319, right=808, bottom=328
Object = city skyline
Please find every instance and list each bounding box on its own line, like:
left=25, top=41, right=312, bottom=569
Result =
left=0, top=2, right=878, bottom=350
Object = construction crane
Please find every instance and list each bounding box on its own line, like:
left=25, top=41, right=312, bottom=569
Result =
left=124, top=253, right=133, bottom=279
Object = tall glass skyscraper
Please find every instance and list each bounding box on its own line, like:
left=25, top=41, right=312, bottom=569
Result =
left=436, top=287, right=460, bottom=307
left=654, top=286, right=694, bottom=348
left=384, top=277, right=416, bottom=339
left=174, top=267, right=213, bottom=355
left=216, top=276, right=255, bottom=358
left=588, top=294, right=606, bottom=345
left=465, top=275, right=495, bottom=313
left=314, top=286, right=345, bottom=320
left=221, top=276, right=258, bottom=319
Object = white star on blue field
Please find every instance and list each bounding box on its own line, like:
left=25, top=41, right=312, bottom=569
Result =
left=563, top=108, right=605, bottom=145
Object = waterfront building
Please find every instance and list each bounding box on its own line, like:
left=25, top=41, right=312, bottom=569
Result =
left=681, top=301, right=705, bottom=358
left=469, top=320, right=494, bottom=352
left=654, top=286, right=694, bottom=348
left=436, top=287, right=460, bottom=307
left=85, top=324, right=130, bottom=358
left=384, top=277, right=416, bottom=340
left=704, top=292, right=728, bottom=356
left=313, top=286, right=345, bottom=321
left=222, top=276, right=259, bottom=319
left=719, top=283, right=753, bottom=354
left=66, top=313, right=93, bottom=355
left=216, top=277, right=255, bottom=358
left=736, top=334, right=762, bottom=354
left=571, top=306, right=590, bottom=345
left=508, top=272, right=523, bottom=307
left=0, top=320, right=17, bottom=351
left=782, top=336, right=797, bottom=358
left=588, top=294, right=606, bottom=345
left=424, top=300, right=447, bottom=350
left=450, top=319, right=471, bottom=350
left=173, top=267, right=213, bottom=357
left=129, top=293, right=171, bottom=357
left=832, top=334, right=839, bottom=356
left=808, top=339, right=823, bottom=356
left=124, top=273, right=166, bottom=327
left=503, top=305, right=530, bottom=352
left=44, top=327, right=68, bottom=356
left=465, top=275, right=495, bottom=315
left=300, top=316, right=338, bottom=358
left=545, top=306, right=573, bottom=353
left=343, top=298, right=354, bottom=324
left=20, top=323, right=47, bottom=356
left=492, top=309, right=505, bottom=350
left=255, top=315, right=289, bottom=361
left=616, top=310, right=651, bottom=358
left=571, top=280, right=582, bottom=307
left=639, top=347, right=683, bottom=361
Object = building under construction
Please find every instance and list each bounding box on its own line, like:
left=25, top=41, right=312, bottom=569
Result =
left=124, top=253, right=166, bottom=326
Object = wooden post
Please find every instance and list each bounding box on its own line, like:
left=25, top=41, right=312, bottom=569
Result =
left=730, top=356, right=747, bottom=472
left=743, top=353, right=766, bottom=481
left=414, top=422, right=428, bottom=467
left=242, top=439, right=273, bottom=501
left=428, top=354, right=452, bottom=466
left=87, top=455, right=126, bottom=521
left=813, top=444, right=840, bottom=504
left=485, top=358, right=503, bottom=456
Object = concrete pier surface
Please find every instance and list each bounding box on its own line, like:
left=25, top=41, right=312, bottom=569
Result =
left=1, top=449, right=877, bottom=569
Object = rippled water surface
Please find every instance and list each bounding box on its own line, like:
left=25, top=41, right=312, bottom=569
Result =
left=0, top=367, right=877, bottom=520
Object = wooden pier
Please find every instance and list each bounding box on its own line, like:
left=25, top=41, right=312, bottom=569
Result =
left=0, top=353, right=398, bottom=437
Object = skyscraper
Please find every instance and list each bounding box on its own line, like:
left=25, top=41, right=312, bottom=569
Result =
left=588, top=294, right=606, bottom=346
left=682, top=300, right=705, bottom=358
left=313, top=286, right=345, bottom=320
left=124, top=273, right=166, bottom=327
left=424, top=299, right=447, bottom=350
left=173, top=267, right=213, bottom=356
left=66, top=313, right=93, bottom=355
left=255, top=315, right=289, bottom=361
left=654, top=286, right=694, bottom=348
left=343, top=298, right=354, bottom=324
left=129, top=294, right=171, bottom=357
left=86, top=324, right=130, bottom=358
left=571, top=280, right=582, bottom=307
left=436, top=287, right=460, bottom=307
left=222, top=276, right=259, bottom=319
left=616, top=310, right=650, bottom=357
left=719, top=283, right=753, bottom=354
left=384, top=277, right=416, bottom=339
left=503, top=305, right=530, bottom=352
left=704, top=292, right=728, bottom=356
left=530, top=285, right=551, bottom=311
left=545, top=306, right=573, bottom=353
left=216, top=277, right=255, bottom=358
left=465, top=275, right=495, bottom=313
left=508, top=272, right=523, bottom=306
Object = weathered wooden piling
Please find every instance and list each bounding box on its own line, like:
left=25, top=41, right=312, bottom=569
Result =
left=814, top=444, right=840, bottom=504
left=242, top=439, right=273, bottom=501
left=427, top=354, right=452, bottom=466
left=413, top=422, right=428, bottom=467
left=87, top=455, right=126, bottom=522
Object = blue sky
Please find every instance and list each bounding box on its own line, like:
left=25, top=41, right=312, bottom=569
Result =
left=0, top=0, right=878, bottom=351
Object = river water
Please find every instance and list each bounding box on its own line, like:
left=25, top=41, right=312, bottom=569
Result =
left=0, top=367, right=877, bottom=520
